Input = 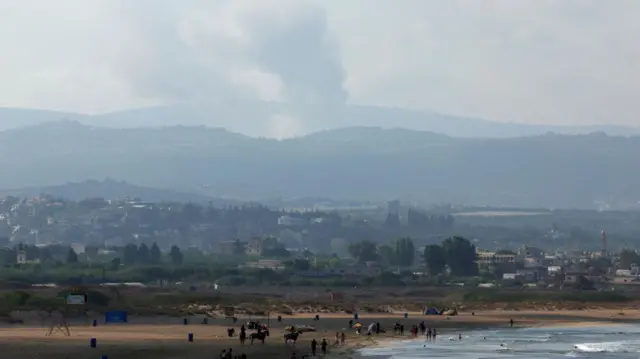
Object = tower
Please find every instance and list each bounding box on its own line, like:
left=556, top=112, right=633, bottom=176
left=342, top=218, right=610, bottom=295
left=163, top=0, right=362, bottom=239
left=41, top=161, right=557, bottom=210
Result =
left=387, top=200, right=400, bottom=217
left=385, top=200, right=401, bottom=228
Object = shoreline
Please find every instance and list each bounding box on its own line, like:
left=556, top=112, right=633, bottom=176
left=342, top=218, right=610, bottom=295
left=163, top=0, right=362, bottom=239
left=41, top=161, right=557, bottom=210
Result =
left=347, top=311, right=640, bottom=359
left=0, top=309, right=637, bottom=358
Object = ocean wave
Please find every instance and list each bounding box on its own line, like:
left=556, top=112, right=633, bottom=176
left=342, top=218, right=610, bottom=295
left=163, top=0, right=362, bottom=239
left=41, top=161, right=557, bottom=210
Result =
left=573, top=342, right=628, bottom=353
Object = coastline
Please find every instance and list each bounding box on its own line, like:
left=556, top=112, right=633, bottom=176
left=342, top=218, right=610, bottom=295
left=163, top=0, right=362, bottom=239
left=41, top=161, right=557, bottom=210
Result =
left=0, top=309, right=637, bottom=358
left=341, top=309, right=640, bottom=359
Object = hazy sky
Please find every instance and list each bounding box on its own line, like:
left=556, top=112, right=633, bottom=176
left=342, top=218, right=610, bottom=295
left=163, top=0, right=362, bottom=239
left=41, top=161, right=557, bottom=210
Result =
left=0, top=0, right=639, bottom=126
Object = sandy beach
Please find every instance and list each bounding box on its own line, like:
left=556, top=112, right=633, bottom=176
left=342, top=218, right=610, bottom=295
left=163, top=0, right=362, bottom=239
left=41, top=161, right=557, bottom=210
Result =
left=1, top=309, right=639, bottom=359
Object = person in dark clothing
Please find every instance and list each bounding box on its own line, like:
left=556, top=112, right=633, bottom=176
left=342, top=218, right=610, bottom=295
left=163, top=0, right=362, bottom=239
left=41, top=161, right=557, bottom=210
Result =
left=311, top=339, right=318, bottom=356
left=510, top=318, right=514, bottom=328
left=400, top=325, right=404, bottom=336
left=321, top=339, right=328, bottom=355
left=419, top=321, right=426, bottom=335
left=433, top=328, right=437, bottom=340
left=375, top=322, right=381, bottom=334
left=427, top=328, right=432, bottom=340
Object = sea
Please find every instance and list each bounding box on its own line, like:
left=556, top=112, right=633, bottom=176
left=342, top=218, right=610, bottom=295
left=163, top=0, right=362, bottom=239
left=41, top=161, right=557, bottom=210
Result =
left=359, top=325, right=640, bottom=359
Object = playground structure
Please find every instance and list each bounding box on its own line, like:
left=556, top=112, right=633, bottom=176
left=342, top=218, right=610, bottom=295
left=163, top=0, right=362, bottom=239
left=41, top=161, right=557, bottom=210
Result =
left=45, top=291, right=88, bottom=337
left=45, top=309, right=71, bottom=336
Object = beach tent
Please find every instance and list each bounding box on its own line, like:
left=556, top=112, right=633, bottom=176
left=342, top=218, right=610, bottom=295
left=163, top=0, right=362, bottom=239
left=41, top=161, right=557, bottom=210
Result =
left=424, top=307, right=440, bottom=315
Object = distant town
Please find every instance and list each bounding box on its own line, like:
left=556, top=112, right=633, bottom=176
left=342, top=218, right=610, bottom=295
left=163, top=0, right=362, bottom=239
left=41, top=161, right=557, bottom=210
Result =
left=0, top=194, right=637, bottom=292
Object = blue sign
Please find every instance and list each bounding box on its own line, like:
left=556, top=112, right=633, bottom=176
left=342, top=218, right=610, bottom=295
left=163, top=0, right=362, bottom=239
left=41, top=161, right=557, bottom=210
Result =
left=105, top=311, right=128, bottom=324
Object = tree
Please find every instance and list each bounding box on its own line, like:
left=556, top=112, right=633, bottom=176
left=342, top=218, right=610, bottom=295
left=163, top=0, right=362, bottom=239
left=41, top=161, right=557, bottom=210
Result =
left=137, top=243, right=150, bottom=264
left=170, top=245, right=183, bottom=265
left=347, top=241, right=379, bottom=264
left=423, top=244, right=447, bottom=275
left=123, top=244, right=138, bottom=265
left=394, top=237, right=415, bottom=266
left=262, top=237, right=290, bottom=258
left=441, top=236, right=478, bottom=277
left=66, top=247, right=78, bottom=264
left=110, top=258, right=121, bottom=270
left=150, top=242, right=162, bottom=264
left=287, top=259, right=311, bottom=271
left=377, top=245, right=396, bottom=266
left=619, top=249, right=640, bottom=269
left=232, top=239, right=245, bottom=256
left=573, top=275, right=595, bottom=290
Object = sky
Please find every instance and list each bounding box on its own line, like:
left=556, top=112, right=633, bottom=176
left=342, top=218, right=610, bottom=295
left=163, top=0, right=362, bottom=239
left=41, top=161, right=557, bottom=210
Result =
left=0, top=0, right=639, bottom=131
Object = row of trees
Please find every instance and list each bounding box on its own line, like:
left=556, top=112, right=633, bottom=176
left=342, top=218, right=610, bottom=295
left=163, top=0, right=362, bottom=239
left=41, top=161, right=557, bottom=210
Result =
left=347, top=236, right=478, bottom=277
left=122, top=243, right=183, bottom=265
left=347, top=237, right=416, bottom=266
left=423, top=236, right=478, bottom=277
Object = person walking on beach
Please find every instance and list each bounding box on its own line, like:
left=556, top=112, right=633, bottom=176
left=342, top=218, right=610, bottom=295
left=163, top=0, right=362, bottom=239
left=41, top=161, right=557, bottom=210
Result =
left=510, top=318, right=514, bottom=328
left=427, top=328, right=432, bottom=340
left=458, top=333, right=462, bottom=341
left=400, top=325, right=404, bottom=336
left=321, top=338, right=328, bottom=355
left=311, top=339, right=318, bottom=356
left=419, top=321, right=426, bottom=335
left=433, top=328, right=437, bottom=340
left=340, top=332, right=346, bottom=345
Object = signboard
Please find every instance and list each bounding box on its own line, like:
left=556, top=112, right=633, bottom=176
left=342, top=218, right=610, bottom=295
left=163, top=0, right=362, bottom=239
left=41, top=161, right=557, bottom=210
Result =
left=105, top=311, right=128, bottom=324
left=66, top=294, right=87, bottom=305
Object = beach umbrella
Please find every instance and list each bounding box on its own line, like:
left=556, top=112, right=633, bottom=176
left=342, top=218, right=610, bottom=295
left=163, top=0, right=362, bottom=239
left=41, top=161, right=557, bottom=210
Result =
left=353, top=323, right=362, bottom=328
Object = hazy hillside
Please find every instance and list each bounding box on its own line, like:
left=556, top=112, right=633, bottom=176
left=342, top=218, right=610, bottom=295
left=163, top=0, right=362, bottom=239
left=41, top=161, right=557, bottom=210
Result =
left=0, top=121, right=639, bottom=209
left=1, top=103, right=639, bottom=138
left=0, top=179, right=224, bottom=204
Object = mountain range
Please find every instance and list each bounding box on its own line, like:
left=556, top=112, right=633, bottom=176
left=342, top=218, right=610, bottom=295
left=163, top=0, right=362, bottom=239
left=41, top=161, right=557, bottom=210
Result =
left=0, top=120, right=639, bottom=209
left=1, top=103, right=639, bottom=138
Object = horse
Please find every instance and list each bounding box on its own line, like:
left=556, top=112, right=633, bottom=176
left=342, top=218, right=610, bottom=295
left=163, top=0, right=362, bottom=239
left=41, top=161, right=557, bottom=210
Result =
left=284, top=331, right=301, bottom=345
left=250, top=332, right=266, bottom=344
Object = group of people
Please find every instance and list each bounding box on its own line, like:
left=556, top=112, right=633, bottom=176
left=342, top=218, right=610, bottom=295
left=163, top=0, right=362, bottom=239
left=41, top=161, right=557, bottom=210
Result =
left=310, top=338, right=328, bottom=356
left=288, top=337, right=330, bottom=359
left=219, top=348, right=247, bottom=359
left=409, top=321, right=438, bottom=339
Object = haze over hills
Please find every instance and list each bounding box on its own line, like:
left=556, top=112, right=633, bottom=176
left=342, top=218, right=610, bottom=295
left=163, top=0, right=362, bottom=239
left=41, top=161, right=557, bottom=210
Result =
left=1, top=103, right=639, bottom=138
left=0, top=179, right=227, bottom=204
left=1, top=121, right=639, bottom=209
